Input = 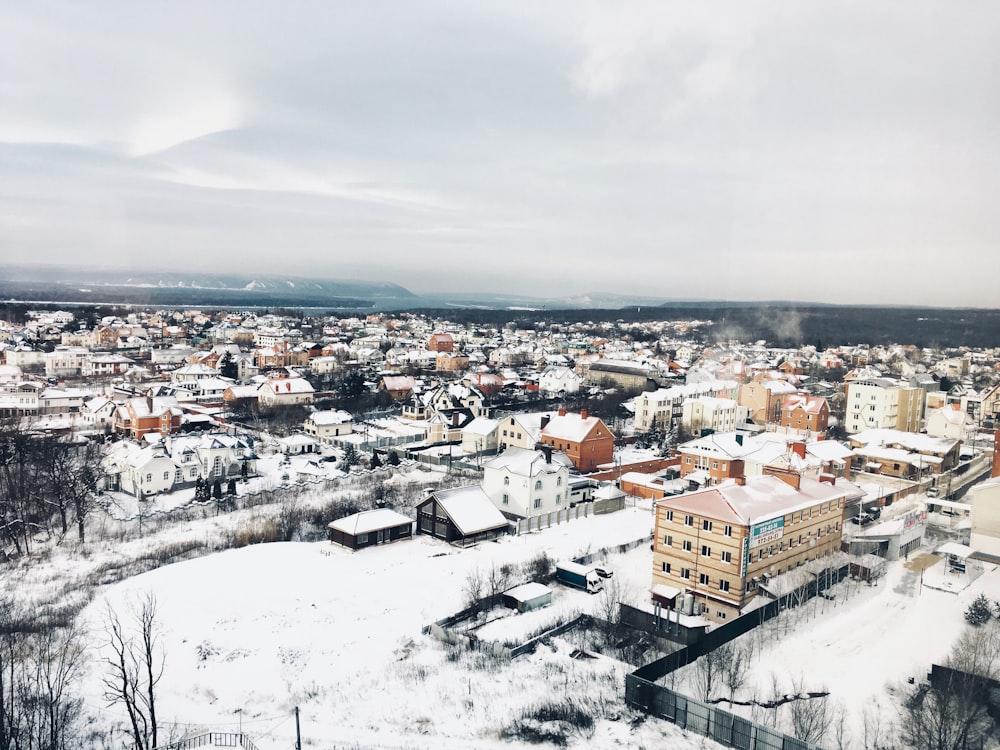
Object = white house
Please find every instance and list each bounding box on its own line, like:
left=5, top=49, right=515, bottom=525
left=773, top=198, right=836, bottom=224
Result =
left=303, top=410, right=354, bottom=443
left=681, top=396, right=747, bottom=437
left=925, top=405, right=975, bottom=441
left=481, top=446, right=573, bottom=519
left=970, top=476, right=1000, bottom=561
left=257, top=377, right=315, bottom=407
left=538, top=366, right=582, bottom=395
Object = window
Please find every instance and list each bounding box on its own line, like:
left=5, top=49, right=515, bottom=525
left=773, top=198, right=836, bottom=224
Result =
left=719, top=580, right=730, bottom=592
left=502, top=494, right=509, bottom=505
left=163, top=471, right=169, bottom=480
left=556, top=476, right=562, bottom=486
left=712, top=461, right=718, bottom=470
left=701, top=545, right=712, bottom=557
left=661, top=562, right=671, bottom=574
left=555, top=493, right=562, bottom=505
left=684, top=515, right=694, bottom=527
left=665, top=510, right=674, bottom=521
left=717, top=611, right=727, bottom=619
left=533, top=498, right=541, bottom=509
left=702, top=519, right=713, bottom=532
left=357, top=533, right=368, bottom=544
left=724, top=525, right=732, bottom=537
left=699, top=573, right=710, bottom=585
left=504, top=476, right=509, bottom=486
left=721, top=550, right=732, bottom=563
left=682, top=540, right=692, bottom=552
left=680, top=568, right=691, bottom=580
left=146, top=473, right=152, bottom=482
left=534, top=480, right=542, bottom=490
left=663, top=535, right=673, bottom=546
left=685, top=456, right=692, bottom=464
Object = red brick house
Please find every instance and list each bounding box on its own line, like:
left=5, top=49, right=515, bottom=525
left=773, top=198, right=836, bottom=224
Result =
left=780, top=394, right=830, bottom=434
left=538, top=408, right=615, bottom=473
left=428, top=332, right=454, bottom=352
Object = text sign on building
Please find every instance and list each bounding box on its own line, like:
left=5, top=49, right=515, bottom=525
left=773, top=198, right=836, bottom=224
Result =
left=749, top=517, right=785, bottom=549
left=740, top=535, right=750, bottom=579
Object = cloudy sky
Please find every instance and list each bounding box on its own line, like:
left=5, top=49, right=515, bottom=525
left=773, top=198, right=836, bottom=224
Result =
left=2, top=2, right=999, bottom=306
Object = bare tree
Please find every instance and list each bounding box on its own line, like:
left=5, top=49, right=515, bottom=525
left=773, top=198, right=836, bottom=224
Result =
left=788, top=674, right=831, bottom=745
left=0, top=597, right=86, bottom=750
left=102, top=592, right=164, bottom=750
left=694, top=643, right=730, bottom=703
left=721, top=641, right=753, bottom=707
left=830, top=699, right=851, bottom=750
left=899, top=622, right=999, bottom=750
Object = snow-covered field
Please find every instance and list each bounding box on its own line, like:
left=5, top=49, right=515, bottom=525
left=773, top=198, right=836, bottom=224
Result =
left=9, top=451, right=998, bottom=750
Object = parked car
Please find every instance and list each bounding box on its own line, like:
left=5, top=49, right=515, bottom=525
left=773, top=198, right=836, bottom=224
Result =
left=927, top=487, right=940, bottom=498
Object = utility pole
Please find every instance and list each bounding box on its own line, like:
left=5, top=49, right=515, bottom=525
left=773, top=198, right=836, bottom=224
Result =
left=295, top=706, right=301, bottom=750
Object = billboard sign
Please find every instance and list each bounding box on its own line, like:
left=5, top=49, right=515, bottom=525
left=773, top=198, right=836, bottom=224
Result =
left=749, top=517, right=785, bottom=549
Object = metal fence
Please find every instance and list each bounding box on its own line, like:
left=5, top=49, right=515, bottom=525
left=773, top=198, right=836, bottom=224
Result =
left=155, top=731, right=260, bottom=750
left=625, top=562, right=851, bottom=748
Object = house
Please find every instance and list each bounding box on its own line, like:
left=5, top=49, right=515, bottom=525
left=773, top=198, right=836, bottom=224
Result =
left=303, top=410, right=354, bottom=443
left=378, top=375, right=416, bottom=400
left=779, top=394, right=830, bottom=434
left=632, top=380, right=739, bottom=432
left=737, top=376, right=798, bottom=425
left=538, top=366, right=582, bottom=395
left=277, top=434, right=320, bottom=455
left=415, top=486, right=510, bottom=546
left=460, top=417, right=499, bottom=457
left=481, top=446, right=573, bottom=519
left=502, top=583, right=552, bottom=613
left=497, top=412, right=553, bottom=452
left=327, top=509, right=413, bottom=550
left=428, top=332, right=454, bottom=352
left=257, top=377, right=315, bottom=407
left=651, top=471, right=849, bottom=622
left=925, top=404, right=975, bottom=441
left=586, top=360, right=657, bottom=392
left=847, top=429, right=960, bottom=479
left=82, top=395, right=117, bottom=431
left=538, top=408, right=615, bottom=473
left=115, top=396, right=183, bottom=440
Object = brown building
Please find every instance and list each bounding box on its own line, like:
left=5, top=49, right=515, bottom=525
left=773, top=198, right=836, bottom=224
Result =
left=538, top=408, right=615, bottom=473
left=327, top=509, right=413, bottom=550
left=779, top=394, right=830, bottom=434
left=651, top=470, right=849, bottom=622
left=428, top=332, right=455, bottom=352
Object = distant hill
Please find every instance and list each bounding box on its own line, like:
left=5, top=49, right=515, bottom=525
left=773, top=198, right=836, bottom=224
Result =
left=0, top=265, right=417, bottom=309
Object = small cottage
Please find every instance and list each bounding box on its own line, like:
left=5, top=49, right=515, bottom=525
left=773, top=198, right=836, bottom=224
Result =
left=327, top=509, right=413, bottom=550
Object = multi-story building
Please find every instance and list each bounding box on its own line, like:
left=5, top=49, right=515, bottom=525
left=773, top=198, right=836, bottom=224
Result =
left=651, top=470, right=849, bottom=622
left=737, top=376, right=798, bottom=425
left=633, top=380, right=739, bottom=432
left=481, top=446, right=573, bottom=519
left=844, top=377, right=923, bottom=434
left=681, top=396, right=746, bottom=437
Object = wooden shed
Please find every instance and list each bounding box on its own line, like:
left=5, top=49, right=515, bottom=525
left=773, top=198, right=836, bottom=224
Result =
left=327, top=509, right=413, bottom=550
left=416, top=485, right=511, bottom=546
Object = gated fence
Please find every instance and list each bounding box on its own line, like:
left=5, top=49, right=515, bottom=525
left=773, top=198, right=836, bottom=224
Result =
left=155, top=731, right=260, bottom=750
left=624, top=561, right=852, bottom=749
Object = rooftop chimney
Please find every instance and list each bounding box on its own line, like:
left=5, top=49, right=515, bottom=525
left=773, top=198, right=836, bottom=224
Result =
left=558, top=407, right=567, bottom=417
left=763, top=466, right=802, bottom=490
left=580, top=408, right=588, bottom=420
left=788, top=441, right=807, bottom=460
left=819, top=473, right=836, bottom=485
left=541, top=415, right=551, bottom=430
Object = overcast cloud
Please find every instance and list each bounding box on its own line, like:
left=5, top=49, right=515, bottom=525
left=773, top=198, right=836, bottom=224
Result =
left=2, top=1, right=999, bottom=306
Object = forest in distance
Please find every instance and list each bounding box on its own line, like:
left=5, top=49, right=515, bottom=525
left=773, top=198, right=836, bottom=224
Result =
left=4, top=300, right=998, bottom=350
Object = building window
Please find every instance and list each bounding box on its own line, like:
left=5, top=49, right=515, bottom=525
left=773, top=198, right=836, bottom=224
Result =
left=533, top=498, right=541, bottom=509
left=163, top=471, right=169, bottom=481
left=702, top=519, right=713, bottom=531
left=701, top=545, right=712, bottom=557
left=146, top=473, right=152, bottom=482
left=724, top=525, right=733, bottom=537
left=682, top=540, right=692, bottom=552
left=684, top=515, right=694, bottom=527
left=662, top=562, right=671, bottom=574
left=664, top=535, right=673, bottom=546
left=555, top=493, right=562, bottom=505
left=721, top=551, right=732, bottom=563
left=502, top=494, right=509, bottom=505
left=685, top=456, right=692, bottom=464
left=699, top=573, right=710, bottom=585
left=681, top=568, right=691, bottom=580
left=504, top=476, right=509, bottom=485
left=665, top=510, right=674, bottom=521
left=712, top=461, right=718, bottom=470
left=719, top=580, right=730, bottom=592
left=556, top=476, right=562, bottom=486
left=534, top=480, right=542, bottom=490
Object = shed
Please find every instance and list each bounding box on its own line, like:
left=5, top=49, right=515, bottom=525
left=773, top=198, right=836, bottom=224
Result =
left=502, top=583, right=553, bottom=613
left=650, top=583, right=682, bottom=609
left=327, top=509, right=413, bottom=550
left=416, top=485, right=510, bottom=546
left=936, top=541, right=972, bottom=573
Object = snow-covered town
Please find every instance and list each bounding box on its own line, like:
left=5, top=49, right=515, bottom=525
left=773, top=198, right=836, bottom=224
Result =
left=2, top=304, right=1000, bottom=749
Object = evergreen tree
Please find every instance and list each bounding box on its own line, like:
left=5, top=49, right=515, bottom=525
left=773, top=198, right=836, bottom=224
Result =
left=965, top=593, right=993, bottom=625
left=227, top=478, right=237, bottom=496
left=370, top=452, right=382, bottom=469
left=342, top=444, right=359, bottom=468
left=387, top=451, right=401, bottom=467
left=212, top=479, right=223, bottom=500
left=218, top=351, right=239, bottom=380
